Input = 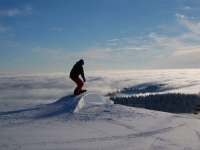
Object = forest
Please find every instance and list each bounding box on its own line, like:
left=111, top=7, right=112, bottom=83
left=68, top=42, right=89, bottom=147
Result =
left=110, top=93, right=200, bottom=113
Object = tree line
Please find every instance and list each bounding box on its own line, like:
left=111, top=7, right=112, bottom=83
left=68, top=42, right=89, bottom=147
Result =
left=110, top=93, right=200, bottom=113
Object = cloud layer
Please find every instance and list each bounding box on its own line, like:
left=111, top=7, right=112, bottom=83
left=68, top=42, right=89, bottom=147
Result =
left=1, top=69, right=200, bottom=105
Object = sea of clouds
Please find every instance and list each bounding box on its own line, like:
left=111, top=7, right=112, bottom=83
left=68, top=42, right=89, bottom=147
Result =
left=1, top=69, right=200, bottom=108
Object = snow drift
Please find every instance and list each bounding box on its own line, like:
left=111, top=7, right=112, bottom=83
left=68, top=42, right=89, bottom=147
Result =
left=74, top=93, right=114, bottom=112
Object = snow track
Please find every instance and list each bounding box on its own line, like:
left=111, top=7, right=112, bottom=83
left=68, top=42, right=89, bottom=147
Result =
left=1, top=93, right=200, bottom=150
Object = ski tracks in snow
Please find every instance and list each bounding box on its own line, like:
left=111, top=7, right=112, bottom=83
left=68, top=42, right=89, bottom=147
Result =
left=1, top=96, right=200, bottom=150
left=27, top=126, right=174, bottom=146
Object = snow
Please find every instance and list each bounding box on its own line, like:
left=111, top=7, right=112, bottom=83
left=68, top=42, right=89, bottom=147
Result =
left=1, top=69, right=200, bottom=150
left=74, top=93, right=114, bottom=112
left=1, top=93, right=200, bottom=150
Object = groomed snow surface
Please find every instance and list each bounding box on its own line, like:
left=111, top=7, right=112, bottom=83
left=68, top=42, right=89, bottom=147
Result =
left=1, top=93, right=200, bottom=150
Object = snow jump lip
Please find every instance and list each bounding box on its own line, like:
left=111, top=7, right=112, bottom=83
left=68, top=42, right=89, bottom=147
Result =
left=74, top=93, right=114, bottom=113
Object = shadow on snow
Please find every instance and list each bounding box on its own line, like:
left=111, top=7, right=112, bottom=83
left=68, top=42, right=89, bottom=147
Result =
left=0, top=95, right=80, bottom=120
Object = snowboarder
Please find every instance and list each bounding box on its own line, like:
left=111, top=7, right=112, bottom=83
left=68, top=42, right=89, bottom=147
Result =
left=70, top=59, right=86, bottom=96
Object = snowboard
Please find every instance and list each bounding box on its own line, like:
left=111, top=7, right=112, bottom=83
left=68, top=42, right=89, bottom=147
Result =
left=71, top=90, right=87, bottom=97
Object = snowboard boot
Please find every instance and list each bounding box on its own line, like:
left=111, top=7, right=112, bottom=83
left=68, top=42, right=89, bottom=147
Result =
left=74, top=91, right=80, bottom=96
left=80, top=89, right=87, bottom=94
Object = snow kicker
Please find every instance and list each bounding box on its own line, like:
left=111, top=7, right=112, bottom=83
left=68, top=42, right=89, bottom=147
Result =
left=74, top=93, right=114, bottom=113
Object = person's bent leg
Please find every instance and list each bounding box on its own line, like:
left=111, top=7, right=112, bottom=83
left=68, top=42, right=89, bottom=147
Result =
left=71, top=78, right=84, bottom=94
left=76, top=78, right=84, bottom=93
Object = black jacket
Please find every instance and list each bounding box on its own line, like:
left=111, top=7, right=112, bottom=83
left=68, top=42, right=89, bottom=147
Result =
left=70, top=61, right=85, bottom=81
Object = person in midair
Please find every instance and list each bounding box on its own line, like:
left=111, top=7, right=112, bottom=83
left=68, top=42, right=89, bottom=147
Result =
left=70, top=59, right=86, bottom=96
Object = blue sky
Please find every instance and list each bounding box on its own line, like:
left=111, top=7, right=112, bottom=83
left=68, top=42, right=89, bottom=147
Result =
left=1, top=0, right=200, bottom=73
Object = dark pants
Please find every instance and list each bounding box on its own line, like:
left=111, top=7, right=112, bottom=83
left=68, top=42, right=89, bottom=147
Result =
left=71, top=77, right=84, bottom=94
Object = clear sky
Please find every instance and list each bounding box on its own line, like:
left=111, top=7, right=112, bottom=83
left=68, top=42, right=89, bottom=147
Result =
left=1, top=0, right=200, bottom=73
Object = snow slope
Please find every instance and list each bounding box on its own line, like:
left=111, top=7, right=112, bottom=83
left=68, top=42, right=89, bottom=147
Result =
left=1, top=93, right=200, bottom=150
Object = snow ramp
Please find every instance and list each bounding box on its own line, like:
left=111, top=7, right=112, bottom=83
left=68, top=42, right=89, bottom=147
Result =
left=74, top=93, right=114, bottom=113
